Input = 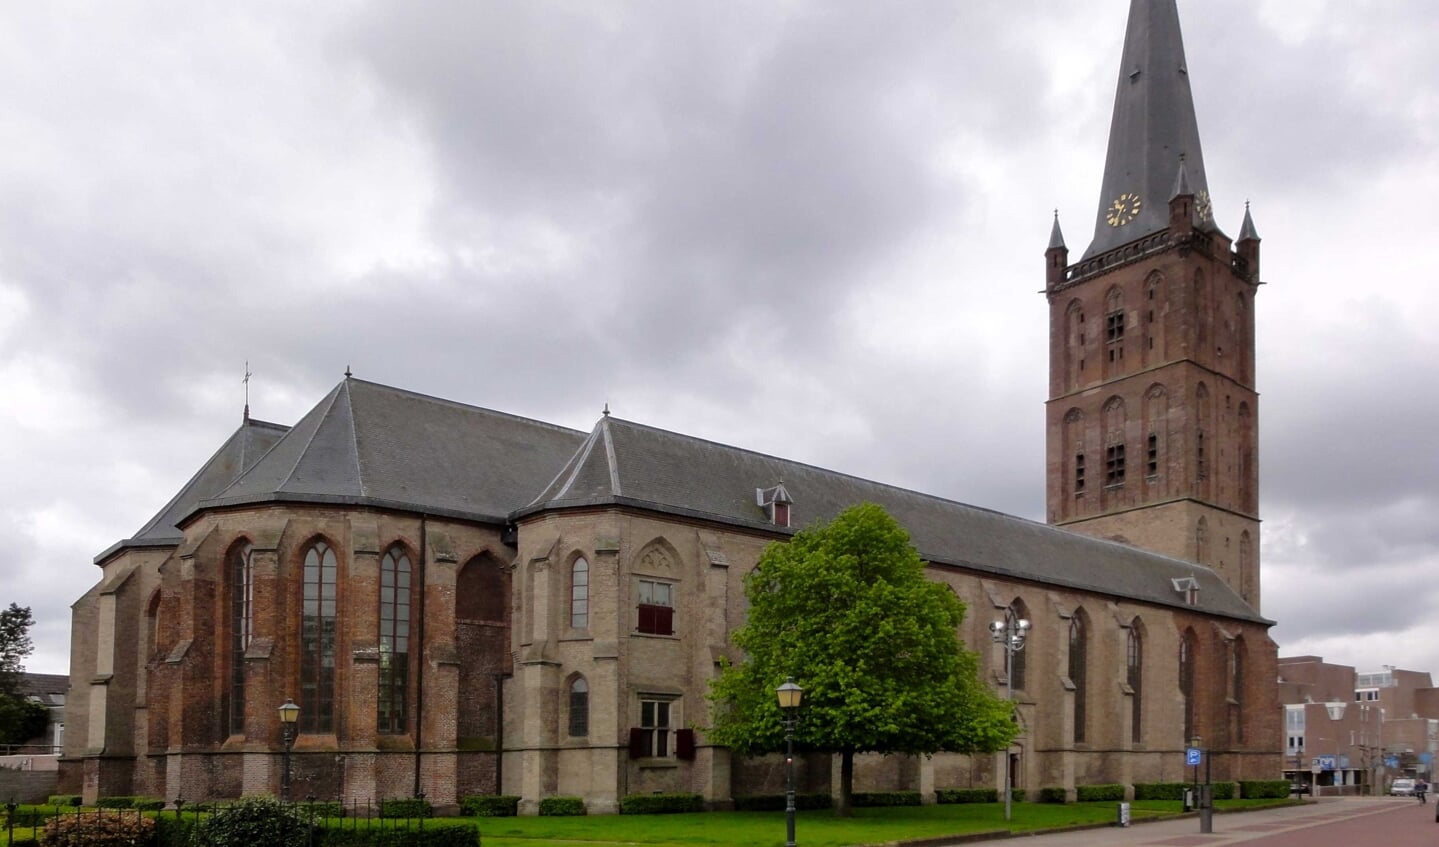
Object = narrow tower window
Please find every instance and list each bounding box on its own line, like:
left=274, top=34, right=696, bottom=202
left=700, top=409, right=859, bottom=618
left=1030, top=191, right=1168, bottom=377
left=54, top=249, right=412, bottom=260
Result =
left=570, top=557, right=590, bottom=629
left=1105, top=444, right=1126, bottom=485
left=1146, top=433, right=1159, bottom=476
left=1074, top=453, right=1086, bottom=494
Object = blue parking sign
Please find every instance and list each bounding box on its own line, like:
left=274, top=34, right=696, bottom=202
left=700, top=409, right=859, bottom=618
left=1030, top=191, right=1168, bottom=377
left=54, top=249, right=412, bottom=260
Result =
left=1186, top=748, right=1202, bottom=766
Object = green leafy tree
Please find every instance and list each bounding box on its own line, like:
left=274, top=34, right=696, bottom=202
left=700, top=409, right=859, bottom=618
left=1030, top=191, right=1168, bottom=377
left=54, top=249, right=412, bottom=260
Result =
left=0, top=603, right=48, bottom=746
left=0, top=603, right=35, bottom=697
left=708, top=503, right=1016, bottom=817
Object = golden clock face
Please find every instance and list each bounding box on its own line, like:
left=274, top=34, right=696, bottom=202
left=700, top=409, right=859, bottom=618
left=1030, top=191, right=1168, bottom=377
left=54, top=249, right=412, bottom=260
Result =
left=1196, top=190, right=1213, bottom=223
left=1106, top=192, right=1142, bottom=227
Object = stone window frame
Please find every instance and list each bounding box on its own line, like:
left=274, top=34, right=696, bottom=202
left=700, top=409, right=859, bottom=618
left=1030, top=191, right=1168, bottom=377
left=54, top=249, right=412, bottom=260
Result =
left=300, top=537, right=340, bottom=735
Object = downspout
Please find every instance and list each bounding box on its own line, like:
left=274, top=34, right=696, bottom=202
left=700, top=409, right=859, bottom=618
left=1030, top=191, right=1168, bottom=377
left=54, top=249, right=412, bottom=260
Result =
left=493, top=672, right=507, bottom=793
left=413, top=514, right=428, bottom=798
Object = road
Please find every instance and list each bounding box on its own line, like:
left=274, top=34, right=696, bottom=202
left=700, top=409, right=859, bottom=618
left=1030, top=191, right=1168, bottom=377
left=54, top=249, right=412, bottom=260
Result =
left=945, top=797, right=1436, bottom=847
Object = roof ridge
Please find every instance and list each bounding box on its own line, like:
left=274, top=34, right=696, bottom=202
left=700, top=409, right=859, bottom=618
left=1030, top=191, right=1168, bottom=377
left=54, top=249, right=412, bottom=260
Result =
left=346, top=377, right=585, bottom=438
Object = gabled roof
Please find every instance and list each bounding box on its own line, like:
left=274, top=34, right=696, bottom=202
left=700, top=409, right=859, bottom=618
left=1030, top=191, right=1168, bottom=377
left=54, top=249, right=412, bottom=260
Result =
left=524, top=415, right=1268, bottom=624
left=19, top=672, right=68, bottom=707
left=193, top=378, right=587, bottom=525
left=1084, top=0, right=1218, bottom=259
left=95, top=417, right=289, bottom=563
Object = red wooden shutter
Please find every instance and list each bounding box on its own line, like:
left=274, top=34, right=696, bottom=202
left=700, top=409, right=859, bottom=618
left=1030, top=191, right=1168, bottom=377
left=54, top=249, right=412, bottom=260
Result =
left=676, top=728, right=696, bottom=760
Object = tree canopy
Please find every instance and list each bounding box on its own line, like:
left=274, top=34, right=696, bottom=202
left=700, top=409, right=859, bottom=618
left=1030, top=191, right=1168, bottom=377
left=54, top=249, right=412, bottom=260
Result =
left=707, top=503, right=1016, bottom=815
left=0, top=603, right=47, bottom=747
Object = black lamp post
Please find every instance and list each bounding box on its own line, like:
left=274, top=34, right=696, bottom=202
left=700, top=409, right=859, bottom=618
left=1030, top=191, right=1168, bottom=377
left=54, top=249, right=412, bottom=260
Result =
left=1191, top=734, right=1211, bottom=834
left=989, top=616, right=1029, bottom=822
left=279, top=698, right=300, bottom=801
left=776, top=677, right=804, bottom=847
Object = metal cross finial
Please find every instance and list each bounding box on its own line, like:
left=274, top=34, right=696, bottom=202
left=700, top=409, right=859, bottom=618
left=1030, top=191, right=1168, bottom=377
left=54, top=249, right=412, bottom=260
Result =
left=242, top=360, right=253, bottom=422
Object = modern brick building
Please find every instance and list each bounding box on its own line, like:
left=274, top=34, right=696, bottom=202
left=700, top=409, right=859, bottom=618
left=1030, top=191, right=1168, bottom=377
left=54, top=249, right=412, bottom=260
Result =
left=61, top=0, right=1283, bottom=812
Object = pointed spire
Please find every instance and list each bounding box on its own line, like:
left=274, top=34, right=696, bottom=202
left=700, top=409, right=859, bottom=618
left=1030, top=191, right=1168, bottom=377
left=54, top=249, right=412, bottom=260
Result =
left=1084, top=0, right=1212, bottom=259
left=1048, top=210, right=1067, bottom=250
left=1170, top=154, right=1192, bottom=200
left=1238, top=200, right=1260, bottom=242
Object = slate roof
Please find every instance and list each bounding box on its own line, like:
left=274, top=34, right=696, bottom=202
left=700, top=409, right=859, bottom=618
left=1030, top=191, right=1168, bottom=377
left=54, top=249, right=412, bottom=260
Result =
left=19, top=673, right=68, bottom=707
left=95, top=417, right=289, bottom=563
left=194, top=378, right=588, bottom=525
left=1084, top=0, right=1219, bottom=259
left=525, top=415, right=1269, bottom=625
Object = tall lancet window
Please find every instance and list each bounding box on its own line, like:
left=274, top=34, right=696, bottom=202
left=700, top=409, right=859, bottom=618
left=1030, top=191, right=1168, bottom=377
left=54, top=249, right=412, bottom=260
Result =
left=378, top=546, right=412, bottom=734
left=1069, top=613, right=1088, bottom=743
left=227, top=543, right=254, bottom=737
left=301, top=541, right=338, bottom=733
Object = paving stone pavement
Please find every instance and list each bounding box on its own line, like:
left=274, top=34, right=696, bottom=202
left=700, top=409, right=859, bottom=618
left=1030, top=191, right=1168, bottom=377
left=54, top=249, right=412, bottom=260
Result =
left=923, top=796, right=1432, bottom=847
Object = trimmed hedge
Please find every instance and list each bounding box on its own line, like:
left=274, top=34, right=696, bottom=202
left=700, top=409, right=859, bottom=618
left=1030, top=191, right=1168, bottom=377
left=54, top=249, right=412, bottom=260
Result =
left=1134, top=782, right=1187, bottom=801
left=460, top=794, right=520, bottom=817
left=193, top=796, right=308, bottom=847
left=852, top=791, right=921, bottom=807
left=732, top=793, right=833, bottom=811
left=1241, top=780, right=1292, bottom=799
left=936, top=788, right=997, bottom=804
left=94, top=795, right=166, bottom=811
left=379, top=798, right=434, bottom=819
left=1036, top=786, right=1068, bottom=803
left=1211, top=781, right=1237, bottom=801
left=47, top=795, right=83, bottom=807
left=1076, top=784, right=1125, bottom=802
left=298, top=801, right=346, bottom=818
left=619, top=793, right=705, bottom=814
left=539, top=795, right=586, bottom=816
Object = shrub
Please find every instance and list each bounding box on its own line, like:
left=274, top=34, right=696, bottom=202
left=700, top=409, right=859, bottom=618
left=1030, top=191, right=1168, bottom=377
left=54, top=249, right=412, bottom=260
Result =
left=3, top=804, right=49, bottom=828
left=539, top=796, right=586, bottom=816
left=42, top=810, right=157, bottom=847
left=1211, top=781, right=1237, bottom=801
left=193, top=795, right=308, bottom=847
left=46, top=795, right=82, bottom=807
left=851, top=791, right=921, bottom=807
left=1134, top=782, right=1187, bottom=801
left=1036, top=786, right=1068, bottom=803
left=936, top=788, right=997, bottom=804
left=1240, top=780, right=1291, bottom=799
left=1076, top=783, right=1126, bottom=802
left=154, top=815, right=198, bottom=847
left=460, top=794, right=520, bottom=817
left=379, top=798, right=434, bottom=819
left=731, top=793, right=833, bottom=811
left=619, top=793, right=704, bottom=814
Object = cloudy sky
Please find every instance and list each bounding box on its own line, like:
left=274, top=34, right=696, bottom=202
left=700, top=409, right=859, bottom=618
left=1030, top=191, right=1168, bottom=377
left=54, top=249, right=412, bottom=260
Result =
left=3, top=1, right=1437, bottom=682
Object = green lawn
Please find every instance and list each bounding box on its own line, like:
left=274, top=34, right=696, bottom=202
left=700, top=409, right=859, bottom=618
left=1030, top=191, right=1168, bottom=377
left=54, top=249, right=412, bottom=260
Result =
left=1, top=798, right=1299, bottom=846
left=471, top=799, right=1296, bottom=847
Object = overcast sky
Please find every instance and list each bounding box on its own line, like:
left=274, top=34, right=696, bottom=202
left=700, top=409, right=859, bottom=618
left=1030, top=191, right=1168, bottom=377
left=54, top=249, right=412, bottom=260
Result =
left=3, top=1, right=1437, bottom=685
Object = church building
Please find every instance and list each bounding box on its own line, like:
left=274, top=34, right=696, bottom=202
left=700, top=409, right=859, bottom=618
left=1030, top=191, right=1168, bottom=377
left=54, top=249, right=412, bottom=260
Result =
left=61, top=0, right=1281, bottom=812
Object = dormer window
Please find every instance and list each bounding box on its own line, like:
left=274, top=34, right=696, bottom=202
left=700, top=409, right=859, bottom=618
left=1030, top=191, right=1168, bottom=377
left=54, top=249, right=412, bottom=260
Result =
left=1172, top=576, right=1200, bottom=606
left=756, top=483, right=793, bottom=528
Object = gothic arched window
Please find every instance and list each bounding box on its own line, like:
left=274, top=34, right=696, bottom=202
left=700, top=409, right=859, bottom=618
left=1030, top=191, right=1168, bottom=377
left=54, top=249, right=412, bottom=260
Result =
left=1180, top=629, right=1197, bottom=743
left=1127, top=622, right=1143, bottom=744
left=301, top=540, right=338, bottom=733
left=227, top=543, right=254, bottom=737
left=571, top=557, right=590, bottom=630
left=378, top=546, right=412, bottom=734
left=569, top=677, right=590, bottom=737
left=1069, top=613, right=1088, bottom=743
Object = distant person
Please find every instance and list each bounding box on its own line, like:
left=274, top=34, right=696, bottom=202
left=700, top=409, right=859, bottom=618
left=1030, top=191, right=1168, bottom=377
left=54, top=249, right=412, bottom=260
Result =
left=1416, top=778, right=1428, bottom=804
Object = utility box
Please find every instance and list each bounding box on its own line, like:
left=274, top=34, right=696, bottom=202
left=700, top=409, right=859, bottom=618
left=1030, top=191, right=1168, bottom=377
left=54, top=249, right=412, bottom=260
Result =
left=1117, top=802, right=1131, bottom=827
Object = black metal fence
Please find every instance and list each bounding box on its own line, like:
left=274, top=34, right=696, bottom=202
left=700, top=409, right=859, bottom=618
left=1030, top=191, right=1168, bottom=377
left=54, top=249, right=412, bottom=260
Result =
left=3, top=796, right=436, bottom=844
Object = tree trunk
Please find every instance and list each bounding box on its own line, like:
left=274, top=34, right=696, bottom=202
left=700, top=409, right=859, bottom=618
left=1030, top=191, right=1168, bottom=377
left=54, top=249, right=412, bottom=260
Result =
left=836, top=749, right=854, bottom=817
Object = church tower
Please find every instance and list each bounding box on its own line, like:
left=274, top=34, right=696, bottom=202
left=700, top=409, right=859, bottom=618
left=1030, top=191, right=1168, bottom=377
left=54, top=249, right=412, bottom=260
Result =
left=1044, top=0, right=1263, bottom=608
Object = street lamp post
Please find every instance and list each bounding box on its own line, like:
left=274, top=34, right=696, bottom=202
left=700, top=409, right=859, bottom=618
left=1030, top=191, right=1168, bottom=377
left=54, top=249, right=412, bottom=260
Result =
left=278, top=698, right=300, bottom=802
left=776, top=678, right=804, bottom=847
left=989, top=616, right=1029, bottom=822
left=1191, top=734, right=1212, bottom=834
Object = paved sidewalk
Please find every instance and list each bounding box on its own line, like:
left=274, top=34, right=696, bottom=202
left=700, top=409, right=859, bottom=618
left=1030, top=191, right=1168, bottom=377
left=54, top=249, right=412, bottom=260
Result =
left=929, top=797, right=1418, bottom=847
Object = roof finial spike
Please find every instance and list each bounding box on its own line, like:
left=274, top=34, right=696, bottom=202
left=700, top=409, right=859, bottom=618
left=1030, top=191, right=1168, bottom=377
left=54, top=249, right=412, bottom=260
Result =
left=345, top=365, right=353, bottom=379
left=242, top=360, right=253, bottom=423
left=603, top=403, right=610, bottom=417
